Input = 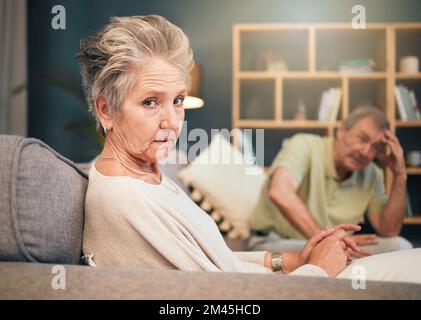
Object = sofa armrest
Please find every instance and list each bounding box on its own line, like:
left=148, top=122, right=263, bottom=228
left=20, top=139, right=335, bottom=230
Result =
left=1, top=262, right=420, bottom=299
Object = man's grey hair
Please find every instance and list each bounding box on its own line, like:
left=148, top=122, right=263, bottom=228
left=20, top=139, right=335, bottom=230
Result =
left=75, top=15, right=194, bottom=137
left=343, top=106, right=390, bottom=131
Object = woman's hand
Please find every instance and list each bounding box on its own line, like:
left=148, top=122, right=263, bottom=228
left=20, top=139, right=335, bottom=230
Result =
left=282, top=224, right=361, bottom=273
left=308, top=229, right=353, bottom=277
left=301, top=224, right=360, bottom=265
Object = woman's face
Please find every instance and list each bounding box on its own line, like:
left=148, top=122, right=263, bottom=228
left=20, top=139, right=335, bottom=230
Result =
left=111, top=58, right=187, bottom=163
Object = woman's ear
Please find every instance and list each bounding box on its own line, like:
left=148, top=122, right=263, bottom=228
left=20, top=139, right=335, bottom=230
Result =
left=94, top=95, right=113, bottom=130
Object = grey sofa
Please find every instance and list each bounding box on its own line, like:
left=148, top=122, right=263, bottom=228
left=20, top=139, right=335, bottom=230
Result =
left=1, top=135, right=421, bottom=300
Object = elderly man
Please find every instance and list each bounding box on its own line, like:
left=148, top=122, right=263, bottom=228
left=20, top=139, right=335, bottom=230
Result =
left=249, top=107, right=413, bottom=257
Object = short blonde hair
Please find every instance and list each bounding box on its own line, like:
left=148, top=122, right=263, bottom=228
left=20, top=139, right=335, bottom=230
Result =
left=76, top=15, right=194, bottom=137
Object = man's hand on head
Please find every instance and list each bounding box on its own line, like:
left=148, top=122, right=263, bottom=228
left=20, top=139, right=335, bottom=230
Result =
left=377, top=130, right=407, bottom=177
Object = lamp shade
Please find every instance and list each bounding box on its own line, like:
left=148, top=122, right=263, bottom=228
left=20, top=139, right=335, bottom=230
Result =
left=184, top=62, right=204, bottom=109
left=184, top=96, right=204, bottom=109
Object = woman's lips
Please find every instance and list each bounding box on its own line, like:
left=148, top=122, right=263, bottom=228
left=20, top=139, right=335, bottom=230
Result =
left=154, top=139, right=174, bottom=145
left=154, top=136, right=169, bottom=142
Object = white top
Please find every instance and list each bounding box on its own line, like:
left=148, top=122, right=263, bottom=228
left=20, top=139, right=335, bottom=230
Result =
left=83, top=162, right=327, bottom=277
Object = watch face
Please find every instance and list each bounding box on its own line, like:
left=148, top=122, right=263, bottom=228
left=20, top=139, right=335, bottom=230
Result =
left=271, top=253, right=283, bottom=272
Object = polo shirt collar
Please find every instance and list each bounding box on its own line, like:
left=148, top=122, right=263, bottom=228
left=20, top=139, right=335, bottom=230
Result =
left=326, top=137, right=357, bottom=184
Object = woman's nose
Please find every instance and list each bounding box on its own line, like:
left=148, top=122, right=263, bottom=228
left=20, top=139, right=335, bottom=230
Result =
left=161, top=105, right=181, bottom=130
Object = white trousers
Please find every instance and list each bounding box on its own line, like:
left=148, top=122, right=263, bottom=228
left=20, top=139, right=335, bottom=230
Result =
left=248, top=231, right=413, bottom=254
left=290, top=248, right=421, bottom=284
left=249, top=232, right=420, bottom=284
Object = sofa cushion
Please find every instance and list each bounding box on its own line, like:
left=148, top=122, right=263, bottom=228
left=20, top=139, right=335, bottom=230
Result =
left=0, top=135, right=88, bottom=264
left=177, top=133, right=266, bottom=240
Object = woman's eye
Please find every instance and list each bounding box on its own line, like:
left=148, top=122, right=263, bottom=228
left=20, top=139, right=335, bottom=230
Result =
left=143, top=99, right=158, bottom=108
left=174, top=97, right=184, bottom=107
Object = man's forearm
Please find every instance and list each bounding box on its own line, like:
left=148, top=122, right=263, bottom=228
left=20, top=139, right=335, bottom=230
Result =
left=379, top=173, right=407, bottom=236
left=270, top=192, right=322, bottom=238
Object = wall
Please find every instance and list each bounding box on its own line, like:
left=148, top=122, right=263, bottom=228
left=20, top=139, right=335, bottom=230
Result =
left=9, top=0, right=27, bottom=137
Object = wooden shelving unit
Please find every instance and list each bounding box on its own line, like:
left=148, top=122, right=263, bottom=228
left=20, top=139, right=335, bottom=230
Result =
left=395, top=120, right=421, bottom=127
left=232, top=23, right=421, bottom=224
left=404, top=216, right=421, bottom=225
left=406, top=167, right=421, bottom=175
left=396, top=72, right=421, bottom=80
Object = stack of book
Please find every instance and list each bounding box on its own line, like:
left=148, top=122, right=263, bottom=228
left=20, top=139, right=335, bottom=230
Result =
left=318, top=87, right=342, bottom=122
left=339, top=59, right=375, bottom=73
left=395, top=85, right=421, bottom=120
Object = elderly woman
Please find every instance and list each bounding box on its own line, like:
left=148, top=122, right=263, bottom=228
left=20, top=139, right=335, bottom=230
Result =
left=77, top=15, right=421, bottom=282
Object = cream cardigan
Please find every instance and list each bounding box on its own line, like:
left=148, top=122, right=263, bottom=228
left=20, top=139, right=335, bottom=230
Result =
left=82, top=162, right=327, bottom=277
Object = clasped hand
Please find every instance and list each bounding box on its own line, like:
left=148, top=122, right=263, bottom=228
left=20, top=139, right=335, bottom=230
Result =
left=287, top=224, right=362, bottom=277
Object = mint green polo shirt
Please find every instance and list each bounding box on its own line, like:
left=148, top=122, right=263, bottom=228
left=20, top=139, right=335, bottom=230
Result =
left=249, top=134, right=388, bottom=240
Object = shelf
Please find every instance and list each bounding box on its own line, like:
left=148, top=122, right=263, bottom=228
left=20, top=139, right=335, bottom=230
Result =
left=407, top=167, right=421, bottom=175
left=396, top=73, right=421, bottom=80
left=238, top=71, right=339, bottom=79
left=404, top=216, right=421, bottom=225
left=394, top=23, right=421, bottom=30
left=237, top=71, right=386, bottom=80
left=236, top=23, right=388, bottom=32
left=285, top=72, right=341, bottom=79
left=236, top=120, right=339, bottom=128
left=344, top=72, right=387, bottom=79
left=395, top=120, right=421, bottom=127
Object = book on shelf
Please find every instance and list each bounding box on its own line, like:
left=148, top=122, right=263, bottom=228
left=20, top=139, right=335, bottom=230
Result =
left=395, top=85, right=407, bottom=120
left=318, top=87, right=342, bottom=122
left=409, top=91, right=421, bottom=120
left=329, top=88, right=342, bottom=122
left=395, top=85, right=421, bottom=120
left=318, top=90, right=330, bottom=121
left=339, top=59, right=375, bottom=74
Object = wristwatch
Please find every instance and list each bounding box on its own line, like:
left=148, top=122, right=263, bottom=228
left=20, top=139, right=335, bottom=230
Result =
left=270, top=252, right=284, bottom=273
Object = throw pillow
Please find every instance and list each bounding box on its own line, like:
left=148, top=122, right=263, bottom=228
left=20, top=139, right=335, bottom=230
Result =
left=177, top=133, right=266, bottom=240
